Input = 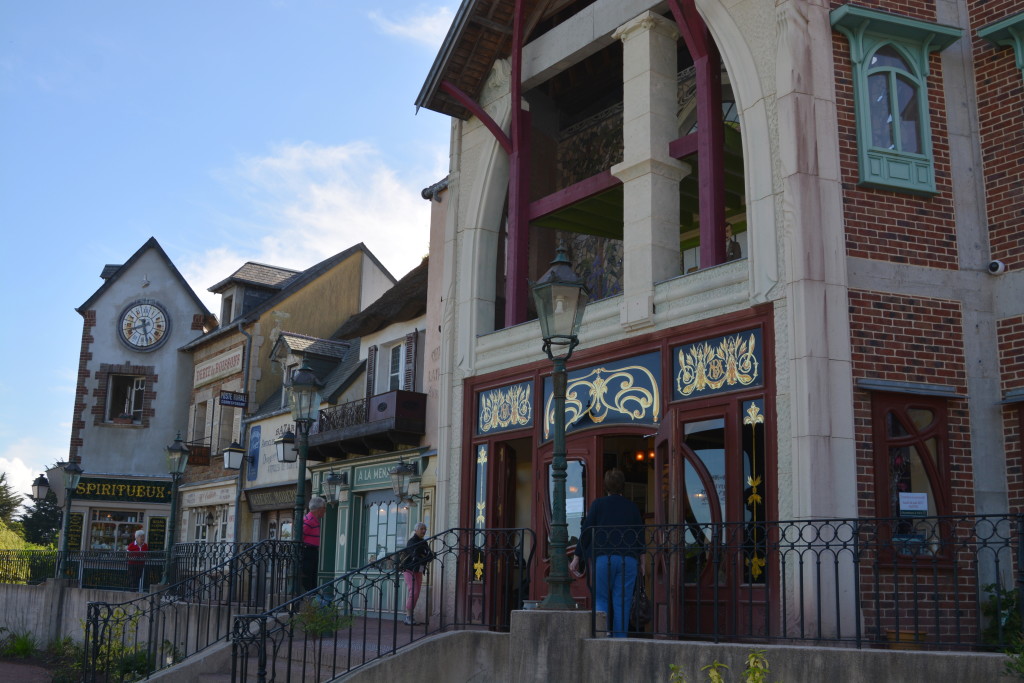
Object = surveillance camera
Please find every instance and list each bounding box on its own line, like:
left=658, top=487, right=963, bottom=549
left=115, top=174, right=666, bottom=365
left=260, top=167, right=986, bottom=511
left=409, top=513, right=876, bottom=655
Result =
left=988, top=260, right=1008, bottom=275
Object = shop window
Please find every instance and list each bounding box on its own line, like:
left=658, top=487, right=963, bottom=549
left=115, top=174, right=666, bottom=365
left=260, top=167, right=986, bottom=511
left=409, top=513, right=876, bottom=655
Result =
left=831, top=5, right=961, bottom=195
left=107, top=376, right=145, bottom=423
left=871, top=393, right=950, bottom=555
left=363, top=490, right=410, bottom=566
left=192, top=509, right=210, bottom=542
left=89, top=509, right=144, bottom=550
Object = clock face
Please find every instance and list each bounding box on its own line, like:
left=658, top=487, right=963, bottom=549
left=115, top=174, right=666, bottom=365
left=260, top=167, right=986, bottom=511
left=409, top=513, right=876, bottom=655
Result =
left=119, top=301, right=169, bottom=350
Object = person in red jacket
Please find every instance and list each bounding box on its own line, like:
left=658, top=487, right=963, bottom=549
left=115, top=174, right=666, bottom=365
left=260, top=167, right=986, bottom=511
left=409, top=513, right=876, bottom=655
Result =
left=127, top=529, right=148, bottom=592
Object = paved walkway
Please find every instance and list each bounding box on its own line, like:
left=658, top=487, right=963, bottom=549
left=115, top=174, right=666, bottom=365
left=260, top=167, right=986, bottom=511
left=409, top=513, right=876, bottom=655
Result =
left=0, top=660, right=52, bottom=682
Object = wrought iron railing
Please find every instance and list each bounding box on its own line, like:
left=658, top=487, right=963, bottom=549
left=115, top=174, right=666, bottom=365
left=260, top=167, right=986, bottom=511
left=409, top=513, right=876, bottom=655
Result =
left=0, top=549, right=169, bottom=590
left=316, top=398, right=368, bottom=433
left=230, top=527, right=535, bottom=683
left=581, top=514, right=1022, bottom=649
left=83, top=540, right=300, bottom=682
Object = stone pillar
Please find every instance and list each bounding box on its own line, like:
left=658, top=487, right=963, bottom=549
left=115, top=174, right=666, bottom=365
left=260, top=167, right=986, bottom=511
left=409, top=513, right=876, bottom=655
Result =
left=508, top=609, right=597, bottom=683
left=611, top=11, right=689, bottom=331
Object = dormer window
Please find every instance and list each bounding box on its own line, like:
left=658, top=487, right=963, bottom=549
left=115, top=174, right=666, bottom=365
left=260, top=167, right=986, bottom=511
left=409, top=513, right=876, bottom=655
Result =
left=221, top=295, right=234, bottom=324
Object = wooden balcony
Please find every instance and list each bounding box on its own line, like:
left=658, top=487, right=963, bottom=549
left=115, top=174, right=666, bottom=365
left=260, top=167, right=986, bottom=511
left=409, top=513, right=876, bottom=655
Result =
left=309, top=390, right=427, bottom=457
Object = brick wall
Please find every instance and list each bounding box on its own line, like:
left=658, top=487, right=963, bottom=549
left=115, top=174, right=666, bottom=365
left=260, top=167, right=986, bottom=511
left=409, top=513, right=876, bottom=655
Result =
left=969, top=2, right=1024, bottom=268
left=849, top=291, right=971, bottom=516
left=68, top=310, right=96, bottom=461
left=832, top=0, right=959, bottom=268
left=998, top=315, right=1024, bottom=511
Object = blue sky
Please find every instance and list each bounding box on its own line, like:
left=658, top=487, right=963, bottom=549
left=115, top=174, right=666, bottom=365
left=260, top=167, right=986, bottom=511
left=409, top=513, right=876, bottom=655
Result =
left=0, top=1, right=455, bottom=504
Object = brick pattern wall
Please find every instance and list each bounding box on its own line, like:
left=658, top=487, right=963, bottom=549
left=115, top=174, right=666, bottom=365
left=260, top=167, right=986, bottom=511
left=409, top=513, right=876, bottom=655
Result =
left=849, top=291, right=971, bottom=516
left=92, top=362, right=158, bottom=427
left=849, top=290, right=975, bottom=643
left=68, top=310, right=96, bottom=461
left=998, top=315, right=1024, bottom=511
left=969, top=1, right=1024, bottom=268
left=832, top=1, right=959, bottom=268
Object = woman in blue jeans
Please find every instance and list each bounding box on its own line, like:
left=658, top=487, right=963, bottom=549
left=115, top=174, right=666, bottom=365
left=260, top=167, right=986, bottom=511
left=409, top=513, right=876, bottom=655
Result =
left=569, top=468, right=645, bottom=637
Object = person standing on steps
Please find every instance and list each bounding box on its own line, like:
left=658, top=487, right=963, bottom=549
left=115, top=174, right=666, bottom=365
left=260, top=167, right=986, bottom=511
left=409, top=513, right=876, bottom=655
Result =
left=401, top=522, right=434, bottom=625
left=302, top=496, right=327, bottom=592
left=127, top=529, right=148, bottom=592
left=570, top=468, right=645, bottom=637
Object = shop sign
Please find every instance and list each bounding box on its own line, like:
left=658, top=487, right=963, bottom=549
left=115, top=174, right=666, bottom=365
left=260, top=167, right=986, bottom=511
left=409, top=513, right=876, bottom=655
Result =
left=67, top=512, right=84, bottom=551
left=220, top=390, right=248, bottom=407
left=75, top=477, right=171, bottom=503
left=194, top=348, right=243, bottom=388
left=147, top=517, right=167, bottom=551
left=353, top=463, right=394, bottom=488
left=182, top=485, right=235, bottom=507
left=247, top=486, right=297, bottom=512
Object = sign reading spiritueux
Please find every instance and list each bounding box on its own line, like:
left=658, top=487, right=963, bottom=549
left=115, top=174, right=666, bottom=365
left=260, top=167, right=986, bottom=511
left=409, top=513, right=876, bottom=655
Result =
left=75, top=477, right=172, bottom=503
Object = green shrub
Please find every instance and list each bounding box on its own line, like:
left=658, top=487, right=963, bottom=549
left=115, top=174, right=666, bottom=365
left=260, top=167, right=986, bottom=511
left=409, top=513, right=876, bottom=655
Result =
left=982, top=582, right=1022, bottom=646
left=670, top=650, right=781, bottom=683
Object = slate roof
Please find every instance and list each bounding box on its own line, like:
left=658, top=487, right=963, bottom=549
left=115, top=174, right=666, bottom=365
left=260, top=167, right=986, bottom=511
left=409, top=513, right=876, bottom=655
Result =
left=77, top=237, right=213, bottom=318
left=207, top=262, right=300, bottom=294
left=180, top=243, right=395, bottom=351
left=276, top=332, right=351, bottom=360
left=332, top=257, right=428, bottom=340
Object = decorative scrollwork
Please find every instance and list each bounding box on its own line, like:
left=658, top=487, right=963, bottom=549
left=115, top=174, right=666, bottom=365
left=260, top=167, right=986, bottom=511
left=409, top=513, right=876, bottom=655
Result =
left=478, top=383, right=532, bottom=433
left=677, top=332, right=760, bottom=397
left=545, top=365, right=660, bottom=439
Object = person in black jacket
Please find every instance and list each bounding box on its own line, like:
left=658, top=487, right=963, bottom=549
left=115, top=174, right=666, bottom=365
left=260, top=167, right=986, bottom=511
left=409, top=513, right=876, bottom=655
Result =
left=401, top=522, right=434, bottom=625
left=570, top=468, right=644, bottom=637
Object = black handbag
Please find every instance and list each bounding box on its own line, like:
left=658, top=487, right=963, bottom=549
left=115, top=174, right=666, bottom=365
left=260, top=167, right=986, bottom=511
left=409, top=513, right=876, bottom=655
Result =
left=631, top=580, right=652, bottom=627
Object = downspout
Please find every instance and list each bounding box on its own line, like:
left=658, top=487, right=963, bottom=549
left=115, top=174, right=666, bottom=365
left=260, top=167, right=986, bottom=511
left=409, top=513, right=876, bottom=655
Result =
left=232, top=320, right=253, bottom=543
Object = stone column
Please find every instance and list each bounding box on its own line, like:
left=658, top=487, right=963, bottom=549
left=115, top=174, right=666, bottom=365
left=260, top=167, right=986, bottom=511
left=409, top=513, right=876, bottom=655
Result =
left=611, top=11, right=689, bottom=331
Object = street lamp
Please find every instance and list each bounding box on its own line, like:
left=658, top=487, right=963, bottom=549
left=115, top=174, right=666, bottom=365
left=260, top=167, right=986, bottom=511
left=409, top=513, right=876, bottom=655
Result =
left=58, top=461, right=83, bottom=577
left=287, top=360, right=322, bottom=594
left=389, top=457, right=419, bottom=503
left=531, top=246, right=589, bottom=610
left=30, top=474, right=50, bottom=502
left=162, top=432, right=190, bottom=585
left=222, top=441, right=246, bottom=470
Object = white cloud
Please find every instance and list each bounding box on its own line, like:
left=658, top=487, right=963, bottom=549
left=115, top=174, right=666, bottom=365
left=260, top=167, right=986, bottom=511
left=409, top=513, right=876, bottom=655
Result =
left=368, top=6, right=455, bottom=49
left=0, top=435, right=66, bottom=509
left=183, top=141, right=432, bottom=313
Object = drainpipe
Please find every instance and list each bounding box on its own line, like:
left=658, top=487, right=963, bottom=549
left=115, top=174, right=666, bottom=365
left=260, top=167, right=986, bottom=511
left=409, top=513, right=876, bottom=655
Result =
left=232, top=320, right=253, bottom=543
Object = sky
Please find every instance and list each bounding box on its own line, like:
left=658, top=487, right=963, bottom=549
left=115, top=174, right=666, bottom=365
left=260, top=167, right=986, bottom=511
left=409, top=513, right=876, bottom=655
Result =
left=0, top=1, right=456, bottom=508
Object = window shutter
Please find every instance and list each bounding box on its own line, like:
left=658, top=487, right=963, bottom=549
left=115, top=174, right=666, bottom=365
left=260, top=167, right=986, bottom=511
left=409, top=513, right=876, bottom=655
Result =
left=403, top=331, right=418, bottom=391
left=365, top=345, right=378, bottom=400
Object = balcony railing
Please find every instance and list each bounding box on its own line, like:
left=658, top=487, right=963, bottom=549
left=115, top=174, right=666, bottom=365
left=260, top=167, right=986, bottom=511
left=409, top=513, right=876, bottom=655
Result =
left=310, top=390, right=427, bottom=455
left=581, top=514, right=1021, bottom=650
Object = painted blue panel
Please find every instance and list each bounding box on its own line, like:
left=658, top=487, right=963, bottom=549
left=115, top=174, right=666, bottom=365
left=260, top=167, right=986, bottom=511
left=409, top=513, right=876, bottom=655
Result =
left=477, top=381, right=534, bottom=435
left=246, top=425, right=261, bottom=481
left=542, top=351, right=662, bottom=440
left=673, top=328, right=764, bottom=401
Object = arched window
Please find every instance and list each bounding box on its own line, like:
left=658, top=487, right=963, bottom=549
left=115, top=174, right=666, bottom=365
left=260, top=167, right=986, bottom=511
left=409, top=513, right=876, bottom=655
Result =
left=831, top=5, right=962, bottom=195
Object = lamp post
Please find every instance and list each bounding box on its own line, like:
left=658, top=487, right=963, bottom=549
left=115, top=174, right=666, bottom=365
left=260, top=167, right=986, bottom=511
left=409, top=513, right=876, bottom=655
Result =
left=162, top=433, right=190, bottom=585
left=30, top=474, right=50, bottom=502
left=531, top=246, right=589, bottom=610
left=284, top=360, right=322, bottom=594
left=58, top=461, right=83, bottom=577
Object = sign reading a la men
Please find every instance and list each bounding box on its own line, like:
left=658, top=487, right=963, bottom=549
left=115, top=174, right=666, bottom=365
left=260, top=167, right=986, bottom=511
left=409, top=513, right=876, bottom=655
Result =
left=75, top=477, right=172, bottom=503
left=194, top=348, right=243, bottom=388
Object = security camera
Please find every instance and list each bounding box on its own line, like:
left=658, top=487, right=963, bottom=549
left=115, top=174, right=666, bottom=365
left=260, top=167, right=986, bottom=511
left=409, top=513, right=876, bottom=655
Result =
left=988, top=260, right=1008, bottom=275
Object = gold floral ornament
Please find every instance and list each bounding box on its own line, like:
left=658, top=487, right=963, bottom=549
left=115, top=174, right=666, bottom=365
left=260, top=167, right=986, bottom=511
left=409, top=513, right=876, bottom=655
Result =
left=479, top=383, right=532, bottom=433
left=746, top=553, right=766, bottom=580
left=746, top=476, right=763, bottom=506
left=474, top=555, right=484, bottom=581
left=476, top=502, right=486, bottom=526
left=677, top=333, right=760, bottom=396
left=544, top=365, right=660, bottom=439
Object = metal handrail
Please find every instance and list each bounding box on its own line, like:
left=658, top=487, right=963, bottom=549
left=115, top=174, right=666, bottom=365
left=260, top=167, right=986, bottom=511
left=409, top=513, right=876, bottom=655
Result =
left=83, top=539, right=300, bottom=682
left=230, top=527, right=536, bottom=683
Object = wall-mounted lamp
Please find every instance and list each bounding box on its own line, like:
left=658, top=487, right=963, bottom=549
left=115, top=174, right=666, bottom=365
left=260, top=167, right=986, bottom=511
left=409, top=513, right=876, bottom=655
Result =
left=30, top=474, right=50, bottom=501
left=320, top=470, right=348, bottom=504
left=274, top=430, right=297, bottom=463
left=389, top=457, right=420, bottom=504
left=222, top=441, right=246, bottom=470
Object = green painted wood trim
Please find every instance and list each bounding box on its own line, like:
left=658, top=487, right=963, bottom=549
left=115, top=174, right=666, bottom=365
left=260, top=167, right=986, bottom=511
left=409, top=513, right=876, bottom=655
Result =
left=979, top=11, right=1024, bottom=72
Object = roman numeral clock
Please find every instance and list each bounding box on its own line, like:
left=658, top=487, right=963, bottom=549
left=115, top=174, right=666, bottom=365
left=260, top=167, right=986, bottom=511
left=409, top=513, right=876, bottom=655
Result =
left=119, top=300, right=170, bottom=351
